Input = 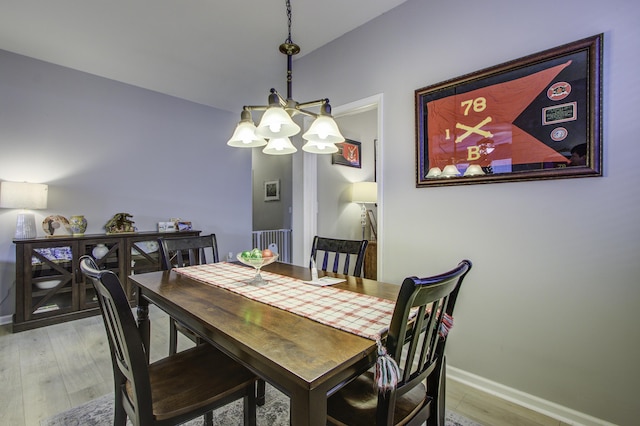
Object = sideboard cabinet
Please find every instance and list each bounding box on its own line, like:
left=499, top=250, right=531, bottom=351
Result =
left=13, top=230, right=200, bottom=332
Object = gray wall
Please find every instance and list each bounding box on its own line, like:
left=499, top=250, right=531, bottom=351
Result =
left=291, top=0, right=639, bottom=424
left=251, top=150, right=293, bottom=231
left=0, top=50, right=253, bottom=318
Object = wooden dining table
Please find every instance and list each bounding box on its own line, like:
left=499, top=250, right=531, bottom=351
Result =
left=129, top=262, right=400, bottom=426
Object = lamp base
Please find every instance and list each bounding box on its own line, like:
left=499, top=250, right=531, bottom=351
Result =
left=15, top=213, right=37, bottom=239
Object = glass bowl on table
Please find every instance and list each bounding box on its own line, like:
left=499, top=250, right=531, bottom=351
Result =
left=236, top=252, right=279, bottom=285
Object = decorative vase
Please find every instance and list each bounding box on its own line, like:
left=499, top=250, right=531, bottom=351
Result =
left=92, top=243, right=109, bottom=259
left=69, top=215, right=87, bottom=236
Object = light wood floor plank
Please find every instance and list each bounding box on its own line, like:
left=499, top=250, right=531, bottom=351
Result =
left=453, top=381, right=561, bottom=426
left=70, top=315, right=113, bottom=386
left=46, top=321, right=106, bottom=397
left=0, top=329, right=24, bottom=425
left=18, top=327, right=71, bottom=426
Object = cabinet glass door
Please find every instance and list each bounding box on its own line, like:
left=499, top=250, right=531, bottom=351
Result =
left=79, top=239, right=123, bottom=308
left=28, top=245, right=75, bottom=318
left=130, top=239, right=162, bottom=275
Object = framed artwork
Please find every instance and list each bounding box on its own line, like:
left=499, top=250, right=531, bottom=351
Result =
left=415, top=34, right=602, bottom=187
left=264, top=180, right=280, bottom=201
left=332, top=139, right=362, bottom=168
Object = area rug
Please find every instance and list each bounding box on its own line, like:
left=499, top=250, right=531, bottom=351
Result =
left=41, top=383, right=481, bottom=426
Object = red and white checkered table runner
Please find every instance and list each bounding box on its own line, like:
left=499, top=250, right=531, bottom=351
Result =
left=174, top=262, right=396, bottom=340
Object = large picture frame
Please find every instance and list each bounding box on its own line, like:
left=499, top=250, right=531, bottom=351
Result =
left=415, top=34, right=602, bottom=187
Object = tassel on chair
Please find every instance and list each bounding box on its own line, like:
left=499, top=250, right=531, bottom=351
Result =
left=438, top=313, right=454, bottom=338
left=374, top=339, right=400, bottom=392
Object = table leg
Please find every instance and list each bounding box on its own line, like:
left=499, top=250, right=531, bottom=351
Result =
left=136, top=289, right=150, bottom=363
left=289, top=388, right=326, bottom=426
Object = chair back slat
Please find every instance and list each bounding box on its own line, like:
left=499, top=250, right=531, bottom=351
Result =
left=159, top=234, right=219, bottom=270
left=310, top=236, right=368, bottom=277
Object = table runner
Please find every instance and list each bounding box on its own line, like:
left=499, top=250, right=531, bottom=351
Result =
left=174, top=262, right=396, bottom=340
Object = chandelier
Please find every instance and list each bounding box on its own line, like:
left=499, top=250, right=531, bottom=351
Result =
left=227, top=0, right=344, bottom=155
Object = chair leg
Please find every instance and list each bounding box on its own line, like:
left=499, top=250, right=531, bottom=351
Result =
left=169, top=319, right=178, bottom=355
left=256, top=378, right=266, bottom=406
left=244, top=382, right=257, bottom=426
left=204, top=410, right=213, bottom=426
left=427, top=357, right=446, bottom=426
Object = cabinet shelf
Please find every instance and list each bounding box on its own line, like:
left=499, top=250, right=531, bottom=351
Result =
left=13, top=230, right=200, bottom=332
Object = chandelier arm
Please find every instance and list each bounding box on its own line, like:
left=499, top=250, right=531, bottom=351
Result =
left=242, top=105, right=270, bottom=112
left=296, top=98, right=329, bottom=110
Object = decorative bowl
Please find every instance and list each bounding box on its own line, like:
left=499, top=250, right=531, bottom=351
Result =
left=236, top=253, right=278, bottom=285
left=35, top=279, right=61, bottom=290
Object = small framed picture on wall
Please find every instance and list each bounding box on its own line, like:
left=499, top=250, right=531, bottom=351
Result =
left=332, top=139, right=362, bottom=168
left=264, top=180, right=280, bottom=201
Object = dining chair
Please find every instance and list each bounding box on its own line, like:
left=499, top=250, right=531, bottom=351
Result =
left=158, top=234, right=219, bottom=355
left=158, top=234, right=268, bottom=406
left=79, top=255, right=257, bottom=426
left=310, top=235, right=368, bottom=277
left=326, top=259, right=473, bottom=426
left=159, top=233, right=219, bottom=270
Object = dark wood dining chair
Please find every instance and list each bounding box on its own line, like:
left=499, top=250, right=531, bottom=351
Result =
left=310, top=235, right=368, bottom=277
left=326, top=259, right=472, bottom=426
left=159, top=233, right=219, bottom=271
left=79, top=255, right=257, bottom=426
left=158, top=234, right=219, bottom=355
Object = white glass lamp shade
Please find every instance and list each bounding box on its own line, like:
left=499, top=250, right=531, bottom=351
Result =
left=351, top=182, right=377, bottom=204
left=262, top=137, right=298, bottom=155
left=227, top=120, right=267, bottom=148
left=302, top=140, right=339, bottom=154
left=302, top=115, right=345, bottom=144
left=464, top=164, right=485, bottom=176
left=255, top=107, right=300, bottom=138
left=441, top=165, right=461, bottom=177
left=0, top=181, right=49, bottom=239
left=426, top=167, right=442, bottom=178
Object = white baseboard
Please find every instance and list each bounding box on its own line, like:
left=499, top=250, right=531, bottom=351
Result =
left=0, top=314, right=13, bottom=326
left=447, top=366, right=616, bottom=426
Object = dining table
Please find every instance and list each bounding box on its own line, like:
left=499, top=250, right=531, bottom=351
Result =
left=129, top=261, right=401, bottom=426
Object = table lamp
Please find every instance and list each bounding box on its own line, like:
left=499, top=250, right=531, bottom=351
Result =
left=351, top=181, right=377, bottom=240
left=0, top=181, right=49, bottom=239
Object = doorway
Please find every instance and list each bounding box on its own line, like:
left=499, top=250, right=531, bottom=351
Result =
left=296, top=94, right=383, bottom=277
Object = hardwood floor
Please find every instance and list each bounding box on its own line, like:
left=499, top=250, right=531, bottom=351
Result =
left=0, top=306, right=568, bottom=426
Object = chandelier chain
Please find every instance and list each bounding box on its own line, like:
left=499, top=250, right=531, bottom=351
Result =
left=285, top=0, right=293, bottom=44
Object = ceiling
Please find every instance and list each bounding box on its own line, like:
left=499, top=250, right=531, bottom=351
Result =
left=0, top=0, right=407, bottom=112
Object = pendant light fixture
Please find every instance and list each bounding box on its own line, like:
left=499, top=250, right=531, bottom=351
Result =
left=227, top=0, right=344, bottom=155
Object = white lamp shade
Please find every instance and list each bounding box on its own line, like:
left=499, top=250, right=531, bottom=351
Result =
left=262, top=137, right=298, bottom=155
left=463, top=164, right=485, bottom=176
left=426, top=167, right=442, bottom=178
left=302, top=140, right=338, bottom=154
left=0, top=182, right=48, bottom=209
left=302, top=116, right=345, bottom=144
left=227, top=120, right=267, bottom=147
left=441, top=165, right=461, bottom=177
left=351, top=182, right=377, bottom=204
left=255, top=107, right=300, bottom=138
